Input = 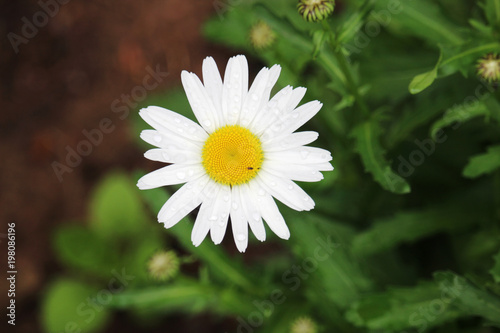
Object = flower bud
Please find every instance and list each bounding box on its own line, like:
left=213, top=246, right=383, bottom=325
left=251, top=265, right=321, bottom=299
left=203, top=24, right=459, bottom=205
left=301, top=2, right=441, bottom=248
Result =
left=290, top=316, right=318, bottom=333
left=297, top=0, right=335, bottom=22
left=477, top=53, right=500, bottom=83
left=147, top=250, right=180, bottom=281
left=250, top=21, right=276, bottom=50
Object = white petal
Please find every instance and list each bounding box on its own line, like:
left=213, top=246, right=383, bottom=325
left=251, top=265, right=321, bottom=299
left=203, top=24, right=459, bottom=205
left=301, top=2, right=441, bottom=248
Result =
left=240, top=64, right=281, bottom=128
left=265, top=146, right=332, bottom=165
left=181, top=71, right=220, bottom=132
left=262, top=131, right=319, bottom=151
left=285, top=87, right=307, bottom=112
left=264, top=160, right=324, bottom=182
left=157, top=176, right=210, bottom=228
left=229, top=186, right=249, bottom=252
left=249, top=181, right=290, bottom=240
left=191, top=182, right=219, bottom=247
left=202, top=57, right=224, bottom=125
left=222, top=55, right=248, bottom=125
left=260, top=100, right=323, bottom=141
left=250, top=85, right=293, bottom=135
left=140, top=106, right=208, bottom=142
left=209, top=184, right=232, bottom=244
left=144, top=147, right=201, bottom=165
left=140, top=128, right=202, bottom=152
left=137, top=164, right=205, bottom=189
left=240, top=184, right=266, bottom=242
left=255, top=171, right=315, bottom=211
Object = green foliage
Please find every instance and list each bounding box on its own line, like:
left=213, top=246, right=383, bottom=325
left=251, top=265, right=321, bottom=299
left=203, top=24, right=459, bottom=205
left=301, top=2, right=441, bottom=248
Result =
left=463, top=144, right=500, bottom=178
left=350, top=120, right=410, bottom=194
left=89, top=172, right=148, bottom=238
left=41, top=279, right=110, bottom=333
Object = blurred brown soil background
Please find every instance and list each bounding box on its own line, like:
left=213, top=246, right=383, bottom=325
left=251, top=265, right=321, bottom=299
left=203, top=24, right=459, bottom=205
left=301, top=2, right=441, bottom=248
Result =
left=0, top=0, right=234, bottom=331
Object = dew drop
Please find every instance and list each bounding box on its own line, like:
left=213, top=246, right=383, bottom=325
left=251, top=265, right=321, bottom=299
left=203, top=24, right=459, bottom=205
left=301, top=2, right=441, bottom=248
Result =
left=252, top=212, right=260, bottom=221
left=303, top=196, right=309, bottom=201
left=300, top=149, right=310, bottom=159
left=223, top=195, right=230, bottom=202
left=270, top=181, right=276, bottom=187
left=237, top=233, right=246, bottom=241
left=251, top=94, right=259, bottom=101
left=174, top=118, right=181, bottom=124
left=291, top=111, right=299, bottom=118
left=176, top=171, right=186, bottom=180
left=209, top=215, right=218, bottom=221
left=203, top=119, right=212, bottom=127
left=177, top=128, right=184, bottom=133
left=288, top=185, right=294, bottom=190
left=154, top=135, right=162, bottom=143
left=258, top=189, right=266, bottom=196
left=232, top=202, right=238, bottom=210
left=162, top=152, right=170, bottom=160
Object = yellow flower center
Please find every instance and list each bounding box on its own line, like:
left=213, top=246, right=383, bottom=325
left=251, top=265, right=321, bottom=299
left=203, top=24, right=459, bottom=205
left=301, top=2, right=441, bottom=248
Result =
left=202, top=125, right=263, bottom=186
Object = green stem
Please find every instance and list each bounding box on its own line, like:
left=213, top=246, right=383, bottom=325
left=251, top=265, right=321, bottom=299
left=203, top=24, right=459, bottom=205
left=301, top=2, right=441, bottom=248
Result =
left=321, top=20, right=370, bottom=118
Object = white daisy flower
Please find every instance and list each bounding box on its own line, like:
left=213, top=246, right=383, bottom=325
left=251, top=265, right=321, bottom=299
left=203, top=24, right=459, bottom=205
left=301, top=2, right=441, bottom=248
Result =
left=137, top=55, right=333, bottom=252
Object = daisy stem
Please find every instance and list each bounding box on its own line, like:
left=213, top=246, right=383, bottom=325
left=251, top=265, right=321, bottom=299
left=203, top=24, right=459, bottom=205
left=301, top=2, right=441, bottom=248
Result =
left=321, top=20, right=370, bottom=118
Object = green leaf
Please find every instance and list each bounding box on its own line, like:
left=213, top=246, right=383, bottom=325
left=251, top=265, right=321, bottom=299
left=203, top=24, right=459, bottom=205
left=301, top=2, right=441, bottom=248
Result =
left=345, top=282, right=461, bottom=332
left=89, top=172, right=148, bottom=239
left=435, top=272, right=500, bottom=326
left=463, top=144, right=500, bottom=178
left=287, top=212, right=373, bottom=309
left=352, top=202, right=484, bottom=257
left=53, top=225, right=118, bottom=277
left=430, top=99, right=490, bottom=138
left=408, top=41, right=500, bottom=93
left=350, top=121, right=411, bottom=194
left=491, top=251, right=500, bottom=283
left=41, top=279, right=110, bottom=333
left=484, top=0, right=500, bottom=27
left=372, top=0, right=464, bottom=45
left=409, top=66, right=438, bottom=94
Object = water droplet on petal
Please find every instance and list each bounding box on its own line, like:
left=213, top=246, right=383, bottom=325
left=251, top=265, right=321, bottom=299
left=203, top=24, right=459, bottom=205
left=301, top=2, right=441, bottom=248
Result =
left=237, top=233, right=246, bottom=241
left=209, top=215, right=218, bottom=221
left=288, top=185, right=293, bottom=190
left=232, top=202, right=238, bottom=210
left=203, top=120, right=211, bottom=127
left=176, top=171, right=186, bottom=180
left=174, top=118, right=181, bottom=124
left=223, top=195, right=230, bottom=202
left=270, top=181, right=276, bottom=187
left=258, top=189, right=266, bottom=196
left=303, top=196, right=309, bottom=201
left=291, top=111, right=299, bottom=118
left=251, top=94, right=259, bottom=101
left=154, top=135, right=162, bottom=143
left=162, top=152, right=170, bottom=160
left=300, top=149, right=310, bottom=159
left=252, top=212, right=260, bottom=221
